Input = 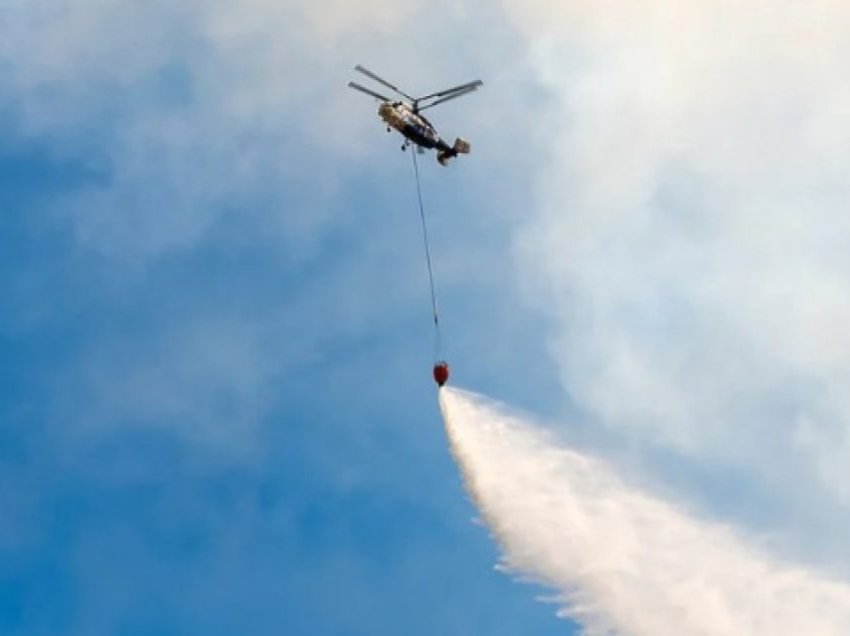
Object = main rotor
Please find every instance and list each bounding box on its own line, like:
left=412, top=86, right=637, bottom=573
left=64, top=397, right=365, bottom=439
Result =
left=348, top=64, right=483, bottom=114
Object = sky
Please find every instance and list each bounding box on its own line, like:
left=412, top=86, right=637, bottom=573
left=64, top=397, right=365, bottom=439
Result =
left=3, top=1, right=850, bottom=635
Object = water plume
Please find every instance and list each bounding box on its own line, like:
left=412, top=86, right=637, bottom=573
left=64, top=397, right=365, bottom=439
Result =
left=441, top=387, right=850, bottom=635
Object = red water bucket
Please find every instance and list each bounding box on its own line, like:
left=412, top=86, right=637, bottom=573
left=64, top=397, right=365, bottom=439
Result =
left=433, top=361, right=450, bottom=387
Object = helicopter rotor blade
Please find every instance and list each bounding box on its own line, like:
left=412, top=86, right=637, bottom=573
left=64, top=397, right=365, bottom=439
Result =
left=348, top=81, right=392, bottom=102
left=417, top=85, right=481, bottom=111
left=417, top=79, right=483, bottom=103
left=354, top=65, right=415, bottom=102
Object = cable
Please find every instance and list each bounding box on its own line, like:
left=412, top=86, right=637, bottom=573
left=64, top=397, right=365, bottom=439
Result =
left=411, top=147, right=442, bottom=360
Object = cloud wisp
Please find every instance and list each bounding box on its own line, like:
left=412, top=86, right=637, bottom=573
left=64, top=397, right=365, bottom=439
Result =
left=441, top=386, right=850, bottom=635
left=496, top=0, right=850, bottom=569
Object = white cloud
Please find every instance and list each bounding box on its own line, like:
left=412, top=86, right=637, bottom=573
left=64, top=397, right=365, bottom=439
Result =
left=442, top=387, right=850, bottom=635
left=504, top=2, right=850, bottom=520
left=0, top=0, right=498, bottom=260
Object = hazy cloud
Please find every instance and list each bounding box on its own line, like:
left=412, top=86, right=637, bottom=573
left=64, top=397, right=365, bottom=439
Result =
left=506, top=1, right=850, bottom=541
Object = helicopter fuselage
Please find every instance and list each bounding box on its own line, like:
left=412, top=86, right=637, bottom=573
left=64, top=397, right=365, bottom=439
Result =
left=378, top=102, right=447, bottom=151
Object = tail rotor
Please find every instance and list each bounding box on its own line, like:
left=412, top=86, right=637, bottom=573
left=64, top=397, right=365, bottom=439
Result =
left=437, top=137, right=472, bottom=166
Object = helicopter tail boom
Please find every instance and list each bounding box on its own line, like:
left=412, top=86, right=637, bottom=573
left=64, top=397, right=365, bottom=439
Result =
left=437, top=138, right=471, bottom=166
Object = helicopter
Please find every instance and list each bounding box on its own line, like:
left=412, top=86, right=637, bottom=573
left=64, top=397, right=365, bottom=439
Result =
left=348, top=65, right=483, bottom=166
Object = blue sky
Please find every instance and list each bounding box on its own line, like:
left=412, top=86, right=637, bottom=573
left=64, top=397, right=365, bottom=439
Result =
left=0, top=2, right=576, bottom=634
left=0, top=89, right=572, bottom=636
left=5, top=1, right=850, bottom=634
